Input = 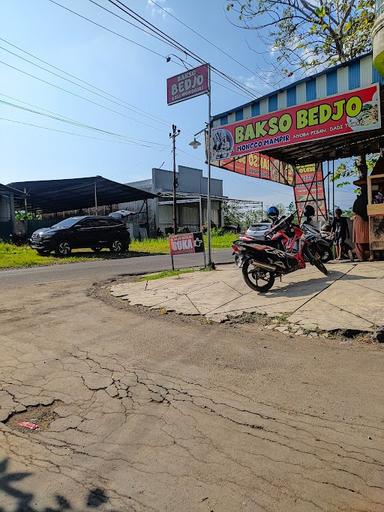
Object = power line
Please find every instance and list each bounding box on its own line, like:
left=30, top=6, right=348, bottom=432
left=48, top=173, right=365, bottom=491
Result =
left=0, top=97, right=168, bottom=147
left=106, top=0, right=257, bottom=97
left=0, top=116, right=153, bottom=145
left=148, top=0, right=273, bottom=87
left=0, top=58, right=169, bottom=129
left=0, top=36, right=170, bottom=126
left=48, top=0, right=166, bottom=60
left=0, top=45, right=165, bottom=131
left=46, top=0, right=252, bottom=100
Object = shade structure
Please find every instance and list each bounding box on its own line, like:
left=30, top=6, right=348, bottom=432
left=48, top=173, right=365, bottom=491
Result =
left=8, top=176, right=156, bottom=214
left=0, top=183, right=25, bottom=198
left=211, top=52, right=384, bottom=165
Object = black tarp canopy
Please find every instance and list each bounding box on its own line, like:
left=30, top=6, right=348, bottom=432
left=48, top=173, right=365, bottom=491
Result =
left=7, top=176, right=156, bottom=213
left=0, top=183, right=25, bottom=198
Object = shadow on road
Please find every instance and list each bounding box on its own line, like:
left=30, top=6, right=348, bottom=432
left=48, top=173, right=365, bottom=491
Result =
left=0, top=458, right=112, bottom=512
left=262, top=270, right=378, bottom=299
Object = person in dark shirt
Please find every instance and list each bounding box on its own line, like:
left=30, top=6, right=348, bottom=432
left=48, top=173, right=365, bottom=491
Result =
left=331, top=208, right=350, bottom=260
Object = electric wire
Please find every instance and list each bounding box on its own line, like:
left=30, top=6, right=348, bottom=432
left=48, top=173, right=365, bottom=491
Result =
left=107, top=0, right=257, bottom=97
left=0, top=116, right=152, bottom=145
left=148, top=0, right=273, bottom=86
left=0, top=58, right=170, bottom=130
left=0, top=46, right=166, bottom=131
left=0, top=36, right=169, bottom=126
left=47, top=0, right=253, bottom=99
left=0, top=97, right=168, bottom=147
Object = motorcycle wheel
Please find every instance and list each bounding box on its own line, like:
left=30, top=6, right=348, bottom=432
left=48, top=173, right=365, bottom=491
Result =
left=242, top=259, right=275, bottom=293
left=320, top=246, right=334, bottom=263
left=311, top=250, right=329, bottom=276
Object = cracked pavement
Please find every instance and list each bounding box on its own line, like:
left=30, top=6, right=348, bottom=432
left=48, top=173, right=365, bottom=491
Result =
left=1, top=267, right=384, bottom=511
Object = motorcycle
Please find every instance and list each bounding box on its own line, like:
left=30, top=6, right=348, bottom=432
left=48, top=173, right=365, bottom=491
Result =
left=300, top=220, right=334, bottom=263
left=232, top=213, right=328, bottom=293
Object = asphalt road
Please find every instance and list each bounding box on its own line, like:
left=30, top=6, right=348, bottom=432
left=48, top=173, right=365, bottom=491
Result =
left=0, top=249, right=233, bottom=287
left=1, top=251, right=384, bottom=511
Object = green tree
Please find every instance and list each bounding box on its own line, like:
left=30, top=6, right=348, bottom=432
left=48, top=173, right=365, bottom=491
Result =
left=226, top=0, right=375, bottom=76
left=223, top=200, right=242, bottom=226
left=333, top=155, right=378, bottom=189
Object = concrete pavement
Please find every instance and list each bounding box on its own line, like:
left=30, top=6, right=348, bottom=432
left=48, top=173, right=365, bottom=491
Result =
left=1, top=259, right=384, bottom=510
left=111, top=261, right=384, bottom=333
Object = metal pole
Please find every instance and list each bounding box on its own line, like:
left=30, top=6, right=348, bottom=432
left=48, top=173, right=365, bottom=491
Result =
left=94, top=180, right=98, bottom=214
left=327, top=160, right=330, bottom=220
left=332, top=160, right=335, bottom=215
left=145, top=199, right=149, bottom=238
left=207, top=65, right=214, bottom=268
left=169, top=124, right=180, bottom=235
left=199, top=195, right=203, bottom=231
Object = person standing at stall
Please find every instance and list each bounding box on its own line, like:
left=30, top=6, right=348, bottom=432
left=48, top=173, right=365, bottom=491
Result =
left=331, top=208, right=349, bottom=260
left=352, top=178, right=370, bottom=261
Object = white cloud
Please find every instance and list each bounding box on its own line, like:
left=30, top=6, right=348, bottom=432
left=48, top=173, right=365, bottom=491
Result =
left=146, top=0, right=173, bottom=19
left=237, top=72, right=275, bottom=96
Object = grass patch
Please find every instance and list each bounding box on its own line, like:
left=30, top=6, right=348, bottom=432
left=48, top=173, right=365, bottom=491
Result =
left=0, top=231, right=237, bottom=270
left=0, top=243, right=88, bottom=270
left=131, top=232, right=236, bottom=255
left=139, top=267, right=205, bottom=281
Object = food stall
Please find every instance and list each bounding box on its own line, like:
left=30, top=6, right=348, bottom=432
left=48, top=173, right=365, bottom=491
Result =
left=368, top=160, right=384, bottom=254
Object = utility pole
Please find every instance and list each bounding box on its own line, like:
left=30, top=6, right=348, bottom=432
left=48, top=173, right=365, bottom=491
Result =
left=169, top=124, right=180, bottom=234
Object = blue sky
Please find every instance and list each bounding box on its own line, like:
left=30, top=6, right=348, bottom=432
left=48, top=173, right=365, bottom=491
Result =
left=0, top=0, right=354, bottom=209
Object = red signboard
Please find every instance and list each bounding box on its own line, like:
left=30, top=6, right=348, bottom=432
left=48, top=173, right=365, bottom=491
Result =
left=210, top=84, right=381, bottom=160
left=167, top=64, right=209, bottom=105
left=169, top=232, right=204, bottom=255
left=294, top=164, right=327, bottom=220
left=212, top=153, right=295, bottom=186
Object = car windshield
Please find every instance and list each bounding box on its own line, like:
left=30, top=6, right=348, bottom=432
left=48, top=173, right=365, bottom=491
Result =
left=51, top=217, right=83, bottom=229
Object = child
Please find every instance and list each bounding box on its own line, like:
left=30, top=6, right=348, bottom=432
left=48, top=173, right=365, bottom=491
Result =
left=331, top=208, right=350, bottom=260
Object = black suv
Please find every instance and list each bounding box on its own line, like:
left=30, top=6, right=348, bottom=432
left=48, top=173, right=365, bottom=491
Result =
left=29, top=216, right=130, bottom=256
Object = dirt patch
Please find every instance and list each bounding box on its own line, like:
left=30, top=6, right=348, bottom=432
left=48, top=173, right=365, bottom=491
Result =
left=4, top=402, right=61, bottom=432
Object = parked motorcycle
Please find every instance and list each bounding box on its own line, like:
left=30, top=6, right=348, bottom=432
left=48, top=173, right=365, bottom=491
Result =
left=301, top=221, right=334, bottom=263
left=232, top=213, right=328, bottom=293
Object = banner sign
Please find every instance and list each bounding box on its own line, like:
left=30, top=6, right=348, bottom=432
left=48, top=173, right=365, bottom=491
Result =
left=294, top=164, right=327, bottom=220
left=210, top=84, right=381, bottom=160
left=169, top=232, right=205, bottom=256
left=167, top=64, right=209, bottom=106
left=212, top=153, right=295, bottom=186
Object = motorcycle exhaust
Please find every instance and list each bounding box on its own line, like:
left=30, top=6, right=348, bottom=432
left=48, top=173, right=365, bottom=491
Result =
left=249, top=260, right=277, bottom=272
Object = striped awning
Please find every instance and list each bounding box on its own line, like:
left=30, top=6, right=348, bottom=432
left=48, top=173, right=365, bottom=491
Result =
left=212, top=53, right=384, bottom=164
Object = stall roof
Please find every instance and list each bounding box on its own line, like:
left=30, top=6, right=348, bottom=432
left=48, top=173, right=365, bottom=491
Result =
left=0, top=183, right=25, bottom=198
left=8, top=176, right=156, bottom=213
left=212, top=52, right=384, bottom=164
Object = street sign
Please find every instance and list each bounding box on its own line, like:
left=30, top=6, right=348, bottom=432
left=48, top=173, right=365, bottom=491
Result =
left=169, top=232, right=204, bottom=255
left=169, top=232, right=205, bottom=269
left=167, top=64, right=209, bottom=106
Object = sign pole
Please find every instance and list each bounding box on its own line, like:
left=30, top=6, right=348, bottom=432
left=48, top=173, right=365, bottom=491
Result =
left=207, top=65, right=214, bottom=269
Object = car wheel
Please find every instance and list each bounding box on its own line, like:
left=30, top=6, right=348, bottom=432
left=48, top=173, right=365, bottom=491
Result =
left=110, top=240, right=126, bottom=253
left=55, top=241, right=72, bottom=257
left=92, top=246, right=102, bottom=253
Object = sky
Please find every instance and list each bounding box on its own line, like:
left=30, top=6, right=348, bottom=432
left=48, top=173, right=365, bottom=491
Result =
left=0, top=0, right=355, bottom=210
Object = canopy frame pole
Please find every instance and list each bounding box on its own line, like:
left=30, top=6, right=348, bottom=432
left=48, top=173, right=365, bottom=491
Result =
left=94, top=180, right=98, bottom=214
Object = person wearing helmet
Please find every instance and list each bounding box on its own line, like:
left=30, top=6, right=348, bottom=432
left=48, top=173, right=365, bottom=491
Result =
left=266, top=206, right=279, bottom=225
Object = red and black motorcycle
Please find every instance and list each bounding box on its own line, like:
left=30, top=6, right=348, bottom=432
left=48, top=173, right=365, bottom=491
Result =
left=232, top=213, right=328, bottom=293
